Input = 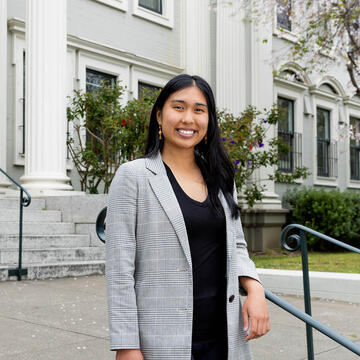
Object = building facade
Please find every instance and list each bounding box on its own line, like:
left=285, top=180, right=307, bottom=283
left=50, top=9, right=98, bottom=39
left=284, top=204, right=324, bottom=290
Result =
left=1, top=0, right=360, bottom=249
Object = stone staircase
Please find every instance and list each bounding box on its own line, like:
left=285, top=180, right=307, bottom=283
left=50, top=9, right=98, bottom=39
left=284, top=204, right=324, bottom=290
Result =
left=0, top=197, right=105, bottom=281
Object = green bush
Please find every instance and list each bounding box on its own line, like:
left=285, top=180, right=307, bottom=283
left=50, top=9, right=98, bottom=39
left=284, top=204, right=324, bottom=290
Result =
left=283, top=187, right=360, bottom=250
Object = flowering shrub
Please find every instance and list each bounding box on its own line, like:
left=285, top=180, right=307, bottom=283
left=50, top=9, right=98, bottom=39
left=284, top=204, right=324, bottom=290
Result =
left=67, top=82, right=309, bottom=204
left=219, top=106, right=310, bottom=206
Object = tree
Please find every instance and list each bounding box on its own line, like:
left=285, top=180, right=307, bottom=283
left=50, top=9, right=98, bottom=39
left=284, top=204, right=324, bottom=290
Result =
left=211, top=0, right=360, bottom=96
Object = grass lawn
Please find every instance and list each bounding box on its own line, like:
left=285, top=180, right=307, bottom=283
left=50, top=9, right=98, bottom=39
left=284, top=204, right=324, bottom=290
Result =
left=250, top=251, right=360, bottom=274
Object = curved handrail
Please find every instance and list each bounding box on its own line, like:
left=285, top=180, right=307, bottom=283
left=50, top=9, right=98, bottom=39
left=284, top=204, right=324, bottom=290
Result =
left=0, top=168, right=31, bottom=207
left=96, top=207, right=106, bottom=243
left=281, top=224, right=360, bottom=254
left=265, top=289, right=360, bottom=356
left=280, top=223, right=360, bottom=359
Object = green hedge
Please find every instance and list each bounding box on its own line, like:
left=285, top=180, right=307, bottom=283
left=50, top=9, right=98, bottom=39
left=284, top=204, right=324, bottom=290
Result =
left=282, top=187, right=360, bottom=250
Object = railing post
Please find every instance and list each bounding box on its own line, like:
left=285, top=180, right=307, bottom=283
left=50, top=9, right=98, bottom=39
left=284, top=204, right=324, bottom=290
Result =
left=300, top=230, right=314, bottom=360
left=18, top=189, right=24, bottom=281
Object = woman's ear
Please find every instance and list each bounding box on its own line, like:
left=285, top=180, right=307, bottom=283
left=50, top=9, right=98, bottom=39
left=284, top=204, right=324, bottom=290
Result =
left=156, top=109, right=162, bottom=126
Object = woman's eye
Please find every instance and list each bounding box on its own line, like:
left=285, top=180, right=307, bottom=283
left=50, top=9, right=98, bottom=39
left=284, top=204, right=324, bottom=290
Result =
left=195, top=108, right=204, bottom=112
left=173, top=105, right=183, bottom=110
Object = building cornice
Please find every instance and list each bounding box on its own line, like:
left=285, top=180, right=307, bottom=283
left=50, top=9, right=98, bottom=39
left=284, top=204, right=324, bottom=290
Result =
left=274, top=76, right=309, bottom=91
left=7, top=17, right=183, bottom=77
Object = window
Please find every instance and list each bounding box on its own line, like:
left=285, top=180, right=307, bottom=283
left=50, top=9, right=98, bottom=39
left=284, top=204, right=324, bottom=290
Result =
left=21, top=51, right=26, bottom=154
left=350, top=117, right=360, bottom=180
left=139, top=0, right=162, bottom=14
left=86, top=68, right=116, bottom=93
left=277, top=0, right=291, bottom=31
left=132, top=0, right=173, bottom=28
left=85, top=69, right=117, bottom=160
left=277, top=97, right=302, bottom=173
left=138, top=81, right=161, bottom=99
left=317, top=107, right=337, bottom=177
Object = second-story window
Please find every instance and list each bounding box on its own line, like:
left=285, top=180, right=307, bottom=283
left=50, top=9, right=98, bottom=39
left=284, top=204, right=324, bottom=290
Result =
left=350, top=117, right=360, bottom=181
left=139, top=0, right=162, bottom=14
left=317, top=107, right=337, bottom=177
left=277, top=0, right=291, bottom=31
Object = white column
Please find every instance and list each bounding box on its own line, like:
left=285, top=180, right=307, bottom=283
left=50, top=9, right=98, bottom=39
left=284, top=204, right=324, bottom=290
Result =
left=0, top=0, right=11, bottom=191
left=184, top=0, right=211, bottom=82
left=245, top=15, right=282, bottom=209
left=216, top=3, right=246, bottom=114
left=20, top=0, right=72, bottom=192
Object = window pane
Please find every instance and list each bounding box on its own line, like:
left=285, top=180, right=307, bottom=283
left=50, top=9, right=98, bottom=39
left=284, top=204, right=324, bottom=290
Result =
left=139, top=0, right=162, bottom=14
left=86, top=68, right=116, bottom=93
left=85, top=69, right=117, bottom=162
left=138, top=81, right=161, bottom=99
left=317, top=108, right=330, bottom=140
left=277, top=0, right=291, bottom=31
left=278, top=97, right=294, bottom=132
left=350, top=117, right=360, bottom=180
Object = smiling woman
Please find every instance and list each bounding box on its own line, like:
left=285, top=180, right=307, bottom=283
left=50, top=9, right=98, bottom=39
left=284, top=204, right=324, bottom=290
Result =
left=106, top=74, right=270, bottom=360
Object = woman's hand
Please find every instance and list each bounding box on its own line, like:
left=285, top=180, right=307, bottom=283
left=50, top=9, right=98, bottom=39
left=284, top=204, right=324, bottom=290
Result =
left=239, top=277, right=270, bottom=341
left=115, top=349, right=144, bottom=360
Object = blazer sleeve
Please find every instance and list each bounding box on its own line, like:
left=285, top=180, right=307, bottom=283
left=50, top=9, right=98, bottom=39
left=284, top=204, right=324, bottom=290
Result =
left=232, top=184, right=261, bottom=296
left=106, top=163, right=140, bottom=350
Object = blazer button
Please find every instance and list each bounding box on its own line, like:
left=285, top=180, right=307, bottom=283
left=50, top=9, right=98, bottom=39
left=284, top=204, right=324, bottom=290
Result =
left=229, top=295, right=235, bottom=303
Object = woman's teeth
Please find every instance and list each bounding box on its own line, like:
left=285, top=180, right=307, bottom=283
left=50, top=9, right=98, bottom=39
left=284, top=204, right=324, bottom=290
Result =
left=177, top=129, right=195, bottom=134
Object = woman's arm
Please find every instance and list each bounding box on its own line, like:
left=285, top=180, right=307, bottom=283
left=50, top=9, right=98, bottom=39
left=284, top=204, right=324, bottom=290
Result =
left=239, top=277, right=270, bottom=341
left=106, top=163, right=141, bottom=351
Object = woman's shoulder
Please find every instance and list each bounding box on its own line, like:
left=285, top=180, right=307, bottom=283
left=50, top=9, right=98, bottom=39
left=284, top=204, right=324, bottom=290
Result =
left=115, top=157, right=147, bottom=178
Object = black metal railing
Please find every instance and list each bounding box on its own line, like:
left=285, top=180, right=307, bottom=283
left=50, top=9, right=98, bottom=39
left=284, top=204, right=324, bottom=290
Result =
left=0, top=168, right=31, bottom=281
left=95, top=212, right=360, bottom=358
left=265, top=289, right=360, bottom=357
left=278, top=131, right=302, bottom=173
left=350, top=144, right=360, bottom=180
left=280, top=224, right=360, bottom=359
left=317, top=138, right=338, bottom=177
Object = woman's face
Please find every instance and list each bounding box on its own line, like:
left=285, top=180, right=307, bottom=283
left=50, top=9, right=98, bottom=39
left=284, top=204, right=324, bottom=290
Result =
left=157, top=86, right=209, bottom=152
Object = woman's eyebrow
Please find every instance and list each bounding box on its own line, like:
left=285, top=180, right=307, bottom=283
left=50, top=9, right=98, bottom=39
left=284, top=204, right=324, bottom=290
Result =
left=170, top=99, right=208, bottom=107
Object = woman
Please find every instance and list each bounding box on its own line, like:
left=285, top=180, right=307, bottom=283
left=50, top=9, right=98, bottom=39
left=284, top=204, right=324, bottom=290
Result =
left=106, top=74, right=270, bottom=360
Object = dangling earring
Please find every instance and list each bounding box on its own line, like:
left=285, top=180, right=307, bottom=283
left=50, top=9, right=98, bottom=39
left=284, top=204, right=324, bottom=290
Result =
left=158, top=125, right=162, bottom=140
left=204, top=134, right=207, bottom=144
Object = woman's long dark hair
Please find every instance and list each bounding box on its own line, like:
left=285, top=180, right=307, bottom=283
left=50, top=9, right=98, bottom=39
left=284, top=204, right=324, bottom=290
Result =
left=143, top=74, right=240, bottom=219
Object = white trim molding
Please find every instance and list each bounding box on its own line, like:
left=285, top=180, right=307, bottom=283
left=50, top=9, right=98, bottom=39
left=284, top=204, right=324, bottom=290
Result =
left=0, top=0, right=10, bottom=189
left=132, top=0, right=174, bottom=29
left=92, top=0, right=128, bottom=12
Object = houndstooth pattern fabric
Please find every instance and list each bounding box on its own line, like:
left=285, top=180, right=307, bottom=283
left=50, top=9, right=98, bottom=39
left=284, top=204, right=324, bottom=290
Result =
left=106, top=151, right=260, bottom=360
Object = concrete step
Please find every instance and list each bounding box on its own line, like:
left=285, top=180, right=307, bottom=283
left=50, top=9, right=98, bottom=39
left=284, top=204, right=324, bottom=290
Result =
left=0, top=198, right=46, bottom=210
left=0, top=209, right=62, bottom=222
left=0, top=222, right=75, bottom=235
left=0, top=260, right=105, bottom=281
left=0, top=247, right=105, bottom=265
left=0, top=234, right=91, bottom=249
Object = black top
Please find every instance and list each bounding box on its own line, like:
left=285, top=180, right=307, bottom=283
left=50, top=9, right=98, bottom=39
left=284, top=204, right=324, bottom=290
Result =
left=164, top=162, right=227, bottom=342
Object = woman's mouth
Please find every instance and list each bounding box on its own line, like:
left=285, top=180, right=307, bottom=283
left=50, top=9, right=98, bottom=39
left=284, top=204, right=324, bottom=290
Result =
left=176, top=129, right=196, bottom=137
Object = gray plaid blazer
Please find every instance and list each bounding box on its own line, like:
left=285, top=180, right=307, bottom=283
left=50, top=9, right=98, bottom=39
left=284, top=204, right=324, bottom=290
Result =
left=106, top=151, right=260, bottom=360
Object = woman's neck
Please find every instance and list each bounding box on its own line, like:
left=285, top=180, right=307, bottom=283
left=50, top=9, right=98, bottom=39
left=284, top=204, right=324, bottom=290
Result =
left=161, top=146, right=197, bottom=172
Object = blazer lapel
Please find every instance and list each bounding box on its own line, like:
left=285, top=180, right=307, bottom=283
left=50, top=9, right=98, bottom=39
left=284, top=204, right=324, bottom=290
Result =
left=146, top=152, right=193, bottom=270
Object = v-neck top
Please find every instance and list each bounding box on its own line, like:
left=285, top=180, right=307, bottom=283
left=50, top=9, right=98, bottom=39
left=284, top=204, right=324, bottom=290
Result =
left=163, top=162, right=227, bottom=342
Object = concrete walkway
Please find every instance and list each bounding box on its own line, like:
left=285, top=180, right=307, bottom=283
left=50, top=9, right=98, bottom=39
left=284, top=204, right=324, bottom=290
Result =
left=0, top=275, right=359, bottom=360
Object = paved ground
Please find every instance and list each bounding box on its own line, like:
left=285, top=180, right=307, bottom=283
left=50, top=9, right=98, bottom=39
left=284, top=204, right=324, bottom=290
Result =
left=0, top=275, right=359, bottom=360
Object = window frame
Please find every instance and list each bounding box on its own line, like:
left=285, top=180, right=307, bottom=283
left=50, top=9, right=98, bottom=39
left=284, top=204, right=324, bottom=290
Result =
left=344, top=98, right=360, bottom=189
left=78, top=52, right=129, bottom=149
left=138, top=0, right=162, bottom=15
left=274, top=77, right=306, bottom=183
left=132, top=0, right=174, bottom=29
left=311, top=90, right=339, bottom=187
left=93, top=0, right=128, bottom=12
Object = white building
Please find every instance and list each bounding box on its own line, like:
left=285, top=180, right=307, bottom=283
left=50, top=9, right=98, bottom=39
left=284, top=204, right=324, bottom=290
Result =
left=1, top=0, right=359, bottom=254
